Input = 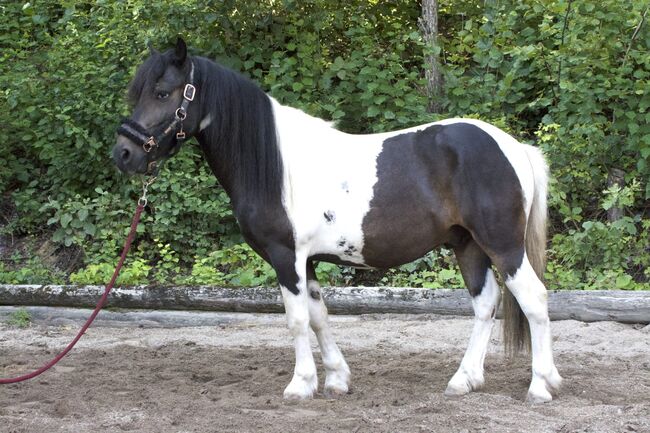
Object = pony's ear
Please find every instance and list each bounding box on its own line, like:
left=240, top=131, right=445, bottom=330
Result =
left=147, top=41, right=159, bottom=56
left=173, top=37, right=187, bottom=66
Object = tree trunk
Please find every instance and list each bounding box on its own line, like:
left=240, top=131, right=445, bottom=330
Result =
left=420, top=0, right=443, bottom=113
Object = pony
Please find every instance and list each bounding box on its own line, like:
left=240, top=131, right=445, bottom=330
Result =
left=113, top=38, right=562, bottom=403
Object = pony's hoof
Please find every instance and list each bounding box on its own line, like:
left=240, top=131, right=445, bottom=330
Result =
left=444, top=383, right=470, bottom=397
left=283, top=375, right=317, bottom=400
left=526, top=367, right=561, bottom=403
left=323, top=375, right=350, bottom=399
left=526, top=375, right=554, bottom=403
left=444, top=370, right=483, bottom=397
left=323, top=384, right=349, bottom=398
left=526, top=388, right=553, bottom=404
left=323, top=368, right=350, bottom=398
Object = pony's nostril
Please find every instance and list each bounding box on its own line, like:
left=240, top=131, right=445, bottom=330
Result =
left=121, top=148, right=131, bottom=162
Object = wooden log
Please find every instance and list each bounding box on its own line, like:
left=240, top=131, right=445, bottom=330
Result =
left=0, top=285, right=648, bottom=324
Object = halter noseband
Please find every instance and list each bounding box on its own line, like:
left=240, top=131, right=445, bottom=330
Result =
left=118, top=61, right=196, bottom=153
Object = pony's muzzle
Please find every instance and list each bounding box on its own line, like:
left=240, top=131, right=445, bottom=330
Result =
left=113, top=136, right=148, bottom=174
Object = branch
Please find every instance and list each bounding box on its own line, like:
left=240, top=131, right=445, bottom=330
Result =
left=557, top=0, right=573, bottom=97
left=622, top=6, right=648, bottom=69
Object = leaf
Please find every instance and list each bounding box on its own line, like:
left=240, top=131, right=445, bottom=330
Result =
left=367, top=106, right=380, bottom=117
left=640, top=146, right=650, bottom=159
left=83, top=222, right=96, bottom=237
left=60, top=213, right=72, bottom=228
left=615, top=274, right=632, bottom=289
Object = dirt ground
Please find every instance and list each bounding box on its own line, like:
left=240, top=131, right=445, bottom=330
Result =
left=1, top=312, right=649, bottom=433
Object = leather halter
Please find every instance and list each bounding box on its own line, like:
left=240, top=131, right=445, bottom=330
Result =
left=117, top=61, right=196, bottom=153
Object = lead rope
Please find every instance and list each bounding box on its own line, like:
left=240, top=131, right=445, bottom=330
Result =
left=0, top=177, right=155, bottom=384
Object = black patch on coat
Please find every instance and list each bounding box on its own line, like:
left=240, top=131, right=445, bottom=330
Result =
left=361, top=122, right=526, bottom=284
left=449, top=226, right=493, bottom=297
left=343, top=245, right=357, bottom=256
left=323, top=210, right=336, bottom=224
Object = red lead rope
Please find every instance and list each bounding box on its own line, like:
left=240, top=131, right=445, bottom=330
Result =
left=0, top=202, right=145, bottom=384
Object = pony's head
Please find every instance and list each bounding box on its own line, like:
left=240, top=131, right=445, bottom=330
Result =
left=113, top=38, right=200, bottom=174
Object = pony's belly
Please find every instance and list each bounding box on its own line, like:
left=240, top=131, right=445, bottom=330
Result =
left=301, top=218, right=370, bottom=266
left=361, top=219, right=441, bottom=268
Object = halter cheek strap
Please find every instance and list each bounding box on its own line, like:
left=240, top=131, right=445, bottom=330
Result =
left=117, top=61, right=196, bottom=153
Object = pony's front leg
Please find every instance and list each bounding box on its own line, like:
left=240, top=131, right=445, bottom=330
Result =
left=272, top=248, right=318, bottom=400
left=280, top=284, right=317, bottom=399
left=306, top=262, right=350, bottom=397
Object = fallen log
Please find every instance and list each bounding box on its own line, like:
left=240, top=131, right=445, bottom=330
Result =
left=0, top=285, right=648, bottom=323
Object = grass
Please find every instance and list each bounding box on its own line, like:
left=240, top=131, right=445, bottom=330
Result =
left=7, top=308, right=31, bottom=328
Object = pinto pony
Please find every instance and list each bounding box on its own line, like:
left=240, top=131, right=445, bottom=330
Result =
left=113, top=39, right=561, bottom=403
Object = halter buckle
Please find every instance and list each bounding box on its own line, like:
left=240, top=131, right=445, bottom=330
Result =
left=183, top=84, right=196, bottom=101
left=143, top=136, right=156, bottom=152
left=175, top=107, right=187, bottom=121
left=176, top=130, right=186, bottom=140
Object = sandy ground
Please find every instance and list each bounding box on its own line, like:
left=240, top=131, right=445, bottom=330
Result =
left=1, top=312, right=649, bottom=433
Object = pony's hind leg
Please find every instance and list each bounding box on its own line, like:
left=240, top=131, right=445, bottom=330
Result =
left=445, top=238, right=500, bottom=396
left=306, top=262, right=351, bottom=397
left=503, top=255, right=562, bottom=403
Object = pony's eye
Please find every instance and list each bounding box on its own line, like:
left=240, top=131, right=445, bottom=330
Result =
left=156, top=91, right=170, bottom=100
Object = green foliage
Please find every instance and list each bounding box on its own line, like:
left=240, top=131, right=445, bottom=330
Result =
left=547, top=218, right=649, bottom=290
left=185, top=244, right=277, bottom=287
left=69, top=258, right=152, bottom=286
left=7, top=308, right=31, bottom=328
left=1, top=0, right=648, bottom=290
left=0, top=257, right=66, bottom=285
left=380, top=250, right=464, bottom=289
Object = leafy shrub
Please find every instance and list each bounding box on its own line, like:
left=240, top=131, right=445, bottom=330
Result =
left=0, top=258, right=66, bottom=285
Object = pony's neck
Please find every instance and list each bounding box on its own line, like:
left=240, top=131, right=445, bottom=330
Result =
left=194, top=57, right=283, bottom=212
left=196, top=122, right=238, bottom=201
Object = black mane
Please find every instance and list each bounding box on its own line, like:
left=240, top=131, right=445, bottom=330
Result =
left=128, top=52, right=167, bottom=105
left=194, top=56, right=283, bottom=207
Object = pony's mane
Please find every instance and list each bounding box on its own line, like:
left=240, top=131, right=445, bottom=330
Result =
left=194, top=56, right=283, bottom=206
left=128, top=51, right=283, bottom=206
left=127, top=52, right=167, bottom=105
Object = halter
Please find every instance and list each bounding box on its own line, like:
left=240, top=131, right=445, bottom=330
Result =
left=117, top=61, right=196, bottom=153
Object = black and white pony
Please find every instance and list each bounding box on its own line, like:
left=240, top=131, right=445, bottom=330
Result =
left=113, top=39, right=561, bottom=403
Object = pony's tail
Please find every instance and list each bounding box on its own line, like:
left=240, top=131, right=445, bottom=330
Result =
left=523, top=145, right=549, bottom=281
left=502, top=145, right=549, bottom=356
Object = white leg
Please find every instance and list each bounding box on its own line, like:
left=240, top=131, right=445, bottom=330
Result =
left=446, top=269, right=500, bottom=396
left=307, top=279, right=351, bottom=397
left=281, top=281, right=318, bottom=400
left=505, top=256, right=562, bottom=403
